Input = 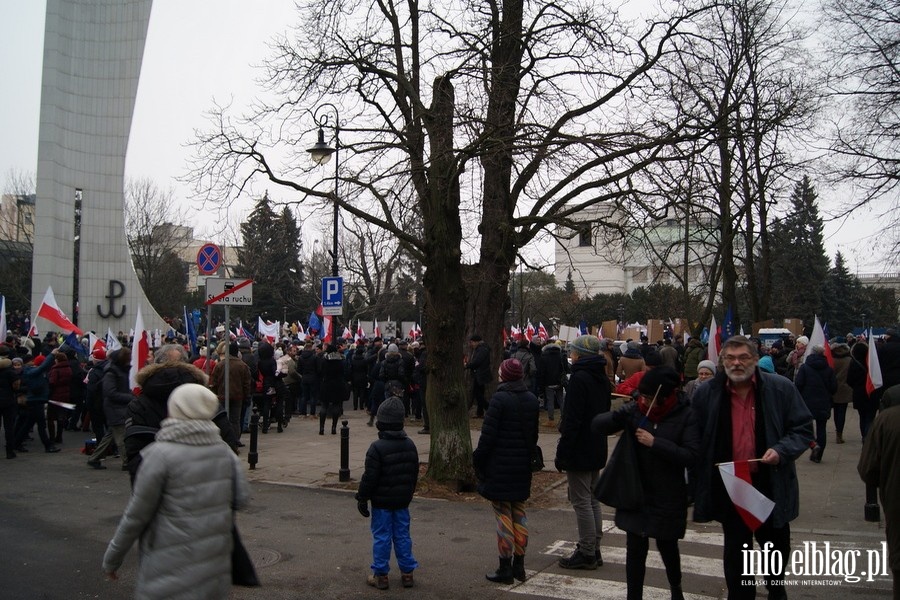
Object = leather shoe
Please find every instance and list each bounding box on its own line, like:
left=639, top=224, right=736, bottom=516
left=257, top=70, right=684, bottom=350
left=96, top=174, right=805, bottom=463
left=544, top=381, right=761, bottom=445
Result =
left=45, top=446, right=61, bottom=453
left=87, top=461, right=107, bottom=470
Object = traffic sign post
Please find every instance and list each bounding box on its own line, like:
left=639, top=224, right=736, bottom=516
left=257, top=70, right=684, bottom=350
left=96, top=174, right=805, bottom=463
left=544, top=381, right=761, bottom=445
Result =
left=322, top=276, right=343, bottom=316
left=197, top=243, right=222, bottom=276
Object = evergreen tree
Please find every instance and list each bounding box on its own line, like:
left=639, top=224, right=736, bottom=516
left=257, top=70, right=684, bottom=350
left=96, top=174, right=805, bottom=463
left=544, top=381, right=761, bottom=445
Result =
left=769, top=176, right=830, bottom=328
left=821, top=252, right=862, bottom=336
left=235, top=193, right=304, bottom=323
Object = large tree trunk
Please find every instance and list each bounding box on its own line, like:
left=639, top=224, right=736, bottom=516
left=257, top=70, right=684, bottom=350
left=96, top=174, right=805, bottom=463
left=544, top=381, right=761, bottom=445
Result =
left=420, top=76, right=473, bottom=485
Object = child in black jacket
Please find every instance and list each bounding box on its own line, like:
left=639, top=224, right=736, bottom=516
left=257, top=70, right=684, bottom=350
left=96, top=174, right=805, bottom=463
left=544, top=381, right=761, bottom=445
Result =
left=356, top=390, right=419, bottom=590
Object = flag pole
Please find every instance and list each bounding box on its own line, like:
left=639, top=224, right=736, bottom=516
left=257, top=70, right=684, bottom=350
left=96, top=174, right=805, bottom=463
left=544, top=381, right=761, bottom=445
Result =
left=715, top=458, right=765, bottom=466
left=637, top=384, right=663, bottom=429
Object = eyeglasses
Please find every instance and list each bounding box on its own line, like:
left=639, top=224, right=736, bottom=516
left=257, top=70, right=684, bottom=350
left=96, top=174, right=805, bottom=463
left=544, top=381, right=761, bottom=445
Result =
left=722, top=354, right=754, bottom=364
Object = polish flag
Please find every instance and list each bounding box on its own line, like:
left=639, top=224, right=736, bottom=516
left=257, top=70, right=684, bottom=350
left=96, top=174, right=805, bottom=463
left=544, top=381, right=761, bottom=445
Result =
left=373, top=319, right=381, bottom=338
left=502, top=327, right=509, bottom=346
left=342, top=326, right=353, bottom=340
left=510, top=325, right=521, bottom=341
left=525, top=321, right=535, bottom=342
left=106, top=328, right=122, bottom=352
left=415, top=323, right=422, bottom=339
left=707, top=315, right=720, bottom=363
left=866, top=328, right=884, bottom=396
left=0, top=295, right=6, bottom=341
left=36, top=286, right=83, bottom=335
left=28, top=324, right=39, bottom=338
left=88, top=332, right=106, bottom=354
left=718, top=461, right=775, bottom=532
left=537, top=322, right=549, bottom=341
left=257, top=317, right=279, bottom=343
left=355, top=320, right=365, bottom=342
left=129, top=306, right=149, bottom=393
left=322, top=314, right=333, bottom=344
left=803, top=315, right=834, bottom=368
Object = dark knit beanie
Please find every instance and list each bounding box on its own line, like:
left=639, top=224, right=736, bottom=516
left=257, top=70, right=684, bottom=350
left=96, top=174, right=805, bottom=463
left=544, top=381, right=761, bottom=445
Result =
left=499, top=358, right=524, bottom=382
left=229, top=342, right=240, bottom=357
left=638, top=366, right=681, bottom=399
left=645, top=351, right=663, bottom=367
left=376, top=397, right=406, bottom=431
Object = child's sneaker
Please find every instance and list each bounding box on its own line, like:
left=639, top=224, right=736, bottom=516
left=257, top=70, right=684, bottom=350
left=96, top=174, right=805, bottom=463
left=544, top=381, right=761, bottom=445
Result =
left=401, top=571, right=414, bottom=588
left=367, top=573, right=389, bottom=590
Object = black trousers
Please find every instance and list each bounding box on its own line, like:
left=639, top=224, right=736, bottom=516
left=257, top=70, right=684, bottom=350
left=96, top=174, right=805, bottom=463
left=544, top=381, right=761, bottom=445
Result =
left=625, top=532, right=682, bottom=600
left=1, top=403, right=17, bottom=450
left=14, top=403, right=52, bottom=449
left=722, top=509, right=791, bottom=599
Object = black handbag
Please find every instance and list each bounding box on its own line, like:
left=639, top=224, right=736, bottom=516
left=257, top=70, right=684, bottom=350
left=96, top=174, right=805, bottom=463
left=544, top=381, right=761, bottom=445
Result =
left=232, top=524, right=260, bottom=586
left=593, top=426, right=644, bottom=510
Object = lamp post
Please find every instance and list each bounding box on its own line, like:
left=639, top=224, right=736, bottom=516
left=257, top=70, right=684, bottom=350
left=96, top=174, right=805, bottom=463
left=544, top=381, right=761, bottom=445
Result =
left=307, top=103, right=340, bottom=278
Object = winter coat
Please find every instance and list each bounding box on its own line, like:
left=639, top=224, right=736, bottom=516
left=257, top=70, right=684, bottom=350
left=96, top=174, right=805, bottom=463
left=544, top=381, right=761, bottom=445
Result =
left=126, top=362, right=237, bottom=476
left=830, top=344, right=853, bottom=405
left=103, top=419, right=250, bottom=600
left=536, top=344, right=566, bottom=391
left=467, top=341, right=492, bottom=386
left=875, top=338, right=900, bottom=406
left=22, top=353, right=56, bottom=403
left=280, top=355, right=300, bottom=385
left=510, top=347, right=537, bottom=389
left=847, top=342, right=877, bottom=413
left=593, top=397, right=700, bottom=540
left=617, top=355, right=645, bottom=381
left=378, top=353, right=406, bottom=385
left=795, top=353, right=838, bottom=420
left=659, top=344, right=679, bottom=371
left=351, top=350, right=370, bottom=387
left=0, top=357, right=17, bottom=409
left=555, top=355, right=611, bottom=472
left=48, top=358, right=73, bottom=405
left=682, top=342, right=704, bottom=379
left=858, top=385, right=900, bottom=572
left=357, top=429, right=419, bottom=510
left=691, top=369, right=813, bottom=528
left=472, top=380, right=540, bottom=502
left=298, top=349, right=320, bottom=384
left=319, top=352, right=350, bottom=411
left=208, top=356, right=252, bottom=403
left=102, top=356, right=135, bottom=427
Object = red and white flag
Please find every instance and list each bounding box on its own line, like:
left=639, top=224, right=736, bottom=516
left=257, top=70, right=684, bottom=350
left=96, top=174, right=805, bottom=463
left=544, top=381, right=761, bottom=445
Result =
left=707, top=315, right=720, bottom=363
left=342, top=326, right=353, bottom=340
left=257, top=317, right=279, bottom=342
left=537, top=322, right=549, bottom=341
left=129, top=306, right=149, bottom=393
left=510, top=325, right=521, bottom=341
left=322, top=315, right=333, bottom=344
left=803, top=315, right=834, bottom=368
left=28, top=323, right=38, bottom=338
left=355, top=320, right=365, bottom=342
left=866, top=328, right=884, bottom=396
left=36, top=286, right=83, bottom=335
left=525, top=321, right=535, bottom=342
left=88, top=332, right=106, bottom=354
left=0, top=295, right=6, bottom=342
left=373, top=319, right=381, bottom=338
left=718, top=461, right=775, bottom=532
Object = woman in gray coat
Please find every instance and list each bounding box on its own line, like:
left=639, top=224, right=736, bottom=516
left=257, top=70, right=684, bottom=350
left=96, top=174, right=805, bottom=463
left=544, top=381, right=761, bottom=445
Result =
left=103, top=383, right=250, bottom=599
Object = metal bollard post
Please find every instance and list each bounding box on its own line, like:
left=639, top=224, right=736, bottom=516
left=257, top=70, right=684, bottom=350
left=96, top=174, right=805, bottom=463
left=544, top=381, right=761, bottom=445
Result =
left=339, top=419, right=350, bottom=482
left=248, top=406, right=260, bottom=470
left=865, top=482, right=881, bottom=522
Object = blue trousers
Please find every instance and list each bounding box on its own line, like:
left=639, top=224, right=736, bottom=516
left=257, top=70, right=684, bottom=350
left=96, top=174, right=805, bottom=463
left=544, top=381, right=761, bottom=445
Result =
left=370, top=507, right=418, bottom=575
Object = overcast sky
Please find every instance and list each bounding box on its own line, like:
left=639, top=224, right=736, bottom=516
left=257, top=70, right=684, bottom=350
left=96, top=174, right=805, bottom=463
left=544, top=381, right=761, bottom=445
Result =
left=0, top=0, right=893, bottom=275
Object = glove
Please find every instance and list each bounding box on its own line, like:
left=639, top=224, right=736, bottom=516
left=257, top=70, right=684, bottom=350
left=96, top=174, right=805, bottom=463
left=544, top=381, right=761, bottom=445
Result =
left=357, top=499, right=370, bottom=518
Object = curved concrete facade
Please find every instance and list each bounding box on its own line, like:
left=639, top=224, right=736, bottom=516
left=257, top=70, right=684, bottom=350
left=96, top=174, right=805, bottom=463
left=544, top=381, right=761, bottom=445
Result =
left=31, top=0, right=166, bottom=335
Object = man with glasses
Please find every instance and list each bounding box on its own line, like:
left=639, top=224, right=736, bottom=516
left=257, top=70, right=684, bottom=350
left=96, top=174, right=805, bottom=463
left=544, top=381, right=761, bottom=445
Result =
left=692, top=336, right=813, bottom=599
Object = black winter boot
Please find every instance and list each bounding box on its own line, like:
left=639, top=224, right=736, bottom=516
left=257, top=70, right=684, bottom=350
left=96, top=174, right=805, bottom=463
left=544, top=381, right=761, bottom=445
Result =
left=486, top=557, right=514, bottom=584
left=319, top=413, right=326, bottom=435
left=671, top=583, right=685, bottom=600
left=512, top=554, right=526, bottom=582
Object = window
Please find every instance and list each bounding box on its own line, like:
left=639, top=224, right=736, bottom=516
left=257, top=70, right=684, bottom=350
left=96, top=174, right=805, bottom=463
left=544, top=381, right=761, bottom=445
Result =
left=578, top=225, right=592, bottom=248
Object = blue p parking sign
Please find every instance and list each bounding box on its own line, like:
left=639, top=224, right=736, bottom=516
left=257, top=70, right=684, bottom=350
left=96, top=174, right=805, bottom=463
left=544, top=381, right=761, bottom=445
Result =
left=322, top=277, right=343, bottom=315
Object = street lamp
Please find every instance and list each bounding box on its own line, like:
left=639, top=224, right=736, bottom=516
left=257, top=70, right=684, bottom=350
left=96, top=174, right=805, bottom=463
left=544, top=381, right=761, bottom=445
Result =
left=307, top=103, right=340, bottom=277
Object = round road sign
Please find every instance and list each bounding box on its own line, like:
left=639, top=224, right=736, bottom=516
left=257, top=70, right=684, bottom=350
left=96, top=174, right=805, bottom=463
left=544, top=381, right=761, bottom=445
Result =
left=197, top=243, right=222, bottom=275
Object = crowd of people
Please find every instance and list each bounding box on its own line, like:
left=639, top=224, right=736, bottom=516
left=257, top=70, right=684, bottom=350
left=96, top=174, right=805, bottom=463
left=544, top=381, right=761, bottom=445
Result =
left=5, top=320, right=900, bottom=598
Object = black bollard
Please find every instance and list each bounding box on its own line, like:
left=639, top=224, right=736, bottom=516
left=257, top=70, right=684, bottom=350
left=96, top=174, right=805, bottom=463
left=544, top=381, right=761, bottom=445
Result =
left=248, top=406, right=260, bottom=470
left=339, top=419, right=350, bottom=482
left=865, top=482, right=881, bottom=522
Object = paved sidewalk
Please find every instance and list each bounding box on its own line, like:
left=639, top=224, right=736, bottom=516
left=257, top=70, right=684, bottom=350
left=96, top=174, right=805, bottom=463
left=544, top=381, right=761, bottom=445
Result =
left=240, top=402, right=885, bottom=539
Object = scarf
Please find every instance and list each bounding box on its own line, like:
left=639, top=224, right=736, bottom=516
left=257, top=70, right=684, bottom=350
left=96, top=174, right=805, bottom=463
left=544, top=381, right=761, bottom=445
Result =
left=636, top=391, right=679, bottom=423
left=155, top=418, right=222, bottom=445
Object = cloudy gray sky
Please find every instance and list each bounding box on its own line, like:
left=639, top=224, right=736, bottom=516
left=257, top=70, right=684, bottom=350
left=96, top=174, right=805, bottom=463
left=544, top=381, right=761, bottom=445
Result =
left=0, top=0, right=892, bottom=275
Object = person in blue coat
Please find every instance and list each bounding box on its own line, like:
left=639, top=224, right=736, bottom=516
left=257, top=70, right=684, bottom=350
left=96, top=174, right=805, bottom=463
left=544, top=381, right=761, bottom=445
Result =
left=13, top=349, right=61, bottom=453
left=473, top=358, right=540, bottom=584
left=795, top=345, right=837, bottom=462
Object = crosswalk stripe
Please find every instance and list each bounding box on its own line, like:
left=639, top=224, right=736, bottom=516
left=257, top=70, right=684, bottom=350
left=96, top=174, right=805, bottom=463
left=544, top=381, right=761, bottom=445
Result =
left=508, top=572, right=714, bottom=600
left=543, top=540, right=723, bottom=579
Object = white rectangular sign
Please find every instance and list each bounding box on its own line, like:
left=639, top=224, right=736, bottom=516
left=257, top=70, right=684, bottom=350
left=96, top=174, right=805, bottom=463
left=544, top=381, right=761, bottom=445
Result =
left=205, top=278, right=254, bottom=306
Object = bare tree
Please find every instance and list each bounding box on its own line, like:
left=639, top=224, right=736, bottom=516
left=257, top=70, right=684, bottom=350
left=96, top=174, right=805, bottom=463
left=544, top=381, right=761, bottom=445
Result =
left=124, top=178, right=193, bottom=317
left=190, top=0, right=717, bottom=482
left=0, top=169, right=36, bottom=310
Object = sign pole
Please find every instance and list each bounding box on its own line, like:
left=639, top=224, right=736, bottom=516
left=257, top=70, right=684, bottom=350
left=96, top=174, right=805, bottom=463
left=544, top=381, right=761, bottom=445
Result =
left=224, top=304, right=230, bottom=417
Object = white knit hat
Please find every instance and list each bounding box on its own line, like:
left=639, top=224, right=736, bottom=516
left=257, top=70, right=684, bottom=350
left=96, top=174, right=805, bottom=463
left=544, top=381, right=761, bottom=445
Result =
left=168, top=383, right=219, bottom=421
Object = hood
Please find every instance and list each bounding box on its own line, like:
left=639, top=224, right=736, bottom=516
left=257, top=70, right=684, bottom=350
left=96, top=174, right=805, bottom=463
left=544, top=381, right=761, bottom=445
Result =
left=541, top=344, right=561, bottom=355
left=830, top=343, right=851, bottom=358
left=137, top=362, right=208, bottom=402
left=882, top=385, right=900, bottom=410
left=257, top=343, right=275, bottom=360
